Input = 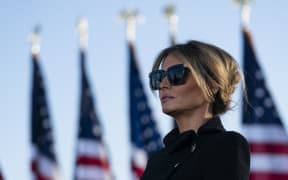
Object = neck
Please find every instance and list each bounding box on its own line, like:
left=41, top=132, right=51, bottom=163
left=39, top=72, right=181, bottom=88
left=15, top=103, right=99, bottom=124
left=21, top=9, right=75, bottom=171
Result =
left=174, top=105, right=213, bottom=133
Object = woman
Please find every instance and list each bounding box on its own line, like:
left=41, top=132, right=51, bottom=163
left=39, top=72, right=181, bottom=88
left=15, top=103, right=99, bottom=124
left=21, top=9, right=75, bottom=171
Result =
left=141, top=40, right=250, bottom=180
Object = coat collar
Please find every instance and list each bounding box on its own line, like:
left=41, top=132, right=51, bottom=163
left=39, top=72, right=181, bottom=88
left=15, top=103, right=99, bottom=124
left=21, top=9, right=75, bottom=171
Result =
left=163, top=116, right=225, bottom=153
left=197, top=116, right=225, bottom=134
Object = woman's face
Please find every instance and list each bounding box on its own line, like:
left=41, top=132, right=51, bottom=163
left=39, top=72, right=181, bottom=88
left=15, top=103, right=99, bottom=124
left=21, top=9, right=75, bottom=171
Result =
left=159, top=54, right=207, bottom=116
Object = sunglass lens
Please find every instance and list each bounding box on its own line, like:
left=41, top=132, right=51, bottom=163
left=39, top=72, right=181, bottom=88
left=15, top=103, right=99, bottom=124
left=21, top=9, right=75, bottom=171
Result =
left=149, top=70, right=165, bottom=90
left=167, top=65, right=186, bottom=85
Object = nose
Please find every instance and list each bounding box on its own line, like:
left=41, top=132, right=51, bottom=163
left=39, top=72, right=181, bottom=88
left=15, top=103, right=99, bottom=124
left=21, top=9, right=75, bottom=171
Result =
left=159, top=76, right=171, bottom=90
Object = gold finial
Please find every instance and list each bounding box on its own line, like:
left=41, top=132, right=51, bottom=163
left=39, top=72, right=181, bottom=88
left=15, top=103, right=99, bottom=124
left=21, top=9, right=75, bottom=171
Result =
left=29, top=25, right=41, bottom=55
left=77, top=17, right=88, bottom=50
left=164, top=4, right=178, bottom=44
left=234, top=0, right=254, bottom=28
left=117, top=9, right=144, bottom=43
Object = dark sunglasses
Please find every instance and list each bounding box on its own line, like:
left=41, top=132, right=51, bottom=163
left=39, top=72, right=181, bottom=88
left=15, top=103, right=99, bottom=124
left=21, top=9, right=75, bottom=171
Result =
left=149, top=64, right=190, bottom=90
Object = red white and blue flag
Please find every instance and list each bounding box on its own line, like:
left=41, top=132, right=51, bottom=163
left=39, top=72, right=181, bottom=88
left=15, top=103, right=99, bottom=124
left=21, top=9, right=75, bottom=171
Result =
left=74, top=50, right=113, bottom=180
left=31, top=54, right=60, bottom=180
left=242, top=28, right=288, bottom=180
left=128, top=42, right=163, bottom=179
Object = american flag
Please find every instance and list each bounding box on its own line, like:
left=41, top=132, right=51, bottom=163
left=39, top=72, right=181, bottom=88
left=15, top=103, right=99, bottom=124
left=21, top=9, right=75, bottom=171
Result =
left=74, top=50, right=113, bottom=180
left=31, top=54, right=60, bottom=180
left=242, top=28, right=288, bottom=180
left=128, top=42, right=163, bottom=179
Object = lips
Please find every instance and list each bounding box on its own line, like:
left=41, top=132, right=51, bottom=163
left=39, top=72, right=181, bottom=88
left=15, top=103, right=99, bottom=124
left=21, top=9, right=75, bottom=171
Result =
left=160, top=95, right=175, bottom=104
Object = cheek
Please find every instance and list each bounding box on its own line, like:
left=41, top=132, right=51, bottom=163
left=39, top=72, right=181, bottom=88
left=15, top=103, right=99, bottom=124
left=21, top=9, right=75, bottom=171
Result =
left=182, top=74, right=202, bottom=95
left=178, top=83, right=204, bottom=101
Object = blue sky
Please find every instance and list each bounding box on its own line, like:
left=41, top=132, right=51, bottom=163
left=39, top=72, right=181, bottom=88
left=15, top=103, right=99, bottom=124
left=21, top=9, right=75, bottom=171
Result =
left=1, top=1, right=288, bottom=180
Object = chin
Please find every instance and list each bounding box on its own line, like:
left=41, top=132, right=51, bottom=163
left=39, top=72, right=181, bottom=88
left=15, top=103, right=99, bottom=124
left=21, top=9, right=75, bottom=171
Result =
left=162, top=107, right=179, bottom=116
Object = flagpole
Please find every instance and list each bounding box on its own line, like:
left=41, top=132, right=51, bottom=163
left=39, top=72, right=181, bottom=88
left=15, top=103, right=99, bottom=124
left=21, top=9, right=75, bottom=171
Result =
left=234, top=0, right=253, bottom=30
left=117, top=9, right=144, bottom=44
left=29, top=25, right=41, bottom=56
left=163, top=4, right=178, bottom=45
left=77, top=17, right=88, bottom=50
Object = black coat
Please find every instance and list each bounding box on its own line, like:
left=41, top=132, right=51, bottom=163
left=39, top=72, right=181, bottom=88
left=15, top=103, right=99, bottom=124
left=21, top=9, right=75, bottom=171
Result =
left=140, top=117, right=250, bottom=180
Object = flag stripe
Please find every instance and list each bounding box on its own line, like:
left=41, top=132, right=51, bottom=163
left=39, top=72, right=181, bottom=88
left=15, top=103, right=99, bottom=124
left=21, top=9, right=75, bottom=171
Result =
left=76, top=157, right=109, bottom=169
left=31, top=153, right=58, bottom=178
left=251, top=154, right=288, bottom=172
left=250, top=143, right=288, bottom=154
left=76, top=165, right=112, bottom=180
left=250, top=172, right=288, bottom=180
left=131, top=146, right=148, bottom=168
left=31, top=160, right=51, bottom=180
left=77, top=139, right=108, bottom=157
left=242, top=125, right=288, bottom=143
left=131, top=162, right=145, bottom=179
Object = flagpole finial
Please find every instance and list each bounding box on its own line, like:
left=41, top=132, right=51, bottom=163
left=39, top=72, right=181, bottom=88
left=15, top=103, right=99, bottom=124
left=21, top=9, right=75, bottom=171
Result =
left=77, top=17, right=88, bottom=50
left=29, top=25, right=41, bottom=55
left=117, top=9, right=144, bottom=43
left=163, top=4, right=178, bottom=43
left=234, top=0, right=253, bottom=28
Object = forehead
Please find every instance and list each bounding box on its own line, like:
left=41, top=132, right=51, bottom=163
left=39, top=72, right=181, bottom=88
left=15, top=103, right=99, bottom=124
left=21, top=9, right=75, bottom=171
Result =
left=161, top=53, right=186, bottom=70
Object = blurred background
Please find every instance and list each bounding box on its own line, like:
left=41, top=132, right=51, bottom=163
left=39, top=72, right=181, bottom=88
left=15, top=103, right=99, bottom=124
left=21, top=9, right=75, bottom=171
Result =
left=1, top=0, right=288, bottom=180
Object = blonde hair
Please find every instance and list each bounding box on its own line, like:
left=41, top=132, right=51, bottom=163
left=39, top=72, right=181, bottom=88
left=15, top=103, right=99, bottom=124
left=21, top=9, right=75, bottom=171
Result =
left=151, top=40, right=242, bottom=115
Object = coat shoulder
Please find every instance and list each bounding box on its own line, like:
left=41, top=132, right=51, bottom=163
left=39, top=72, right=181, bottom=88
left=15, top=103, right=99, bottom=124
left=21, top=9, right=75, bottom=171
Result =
left=199, top=130, right=250, bottom=162
left=199, top=131, right=251, bottom=180
left=201, top=130, right=248, bottom=147
left=221, top=131, right=249, bottom=145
